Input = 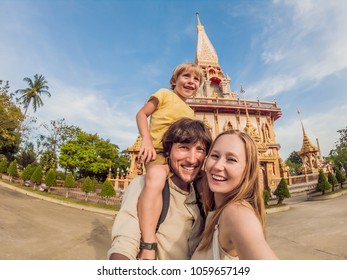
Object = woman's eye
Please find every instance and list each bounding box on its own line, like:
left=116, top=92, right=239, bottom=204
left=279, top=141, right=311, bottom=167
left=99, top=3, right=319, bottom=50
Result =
left=210, top=154, right=219, bottom=159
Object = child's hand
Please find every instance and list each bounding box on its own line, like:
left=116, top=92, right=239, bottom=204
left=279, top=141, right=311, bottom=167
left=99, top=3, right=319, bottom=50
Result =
left=139, top=138, right=157, bottom=164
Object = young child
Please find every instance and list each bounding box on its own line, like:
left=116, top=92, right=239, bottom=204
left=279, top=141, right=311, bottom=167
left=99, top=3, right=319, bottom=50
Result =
left=136, top=63, right=205, bottom=260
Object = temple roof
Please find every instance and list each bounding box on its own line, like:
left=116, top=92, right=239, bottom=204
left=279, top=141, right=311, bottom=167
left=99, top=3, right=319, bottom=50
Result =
left=298, top=120, right=318, bottom=156
left=128, top=135, right=142, bottom=152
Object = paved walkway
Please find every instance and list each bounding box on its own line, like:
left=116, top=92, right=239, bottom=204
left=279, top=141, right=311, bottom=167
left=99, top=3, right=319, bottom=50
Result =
left=266, top=192, right=347, bottom=259
left=1, top=180, right=347, bottom=260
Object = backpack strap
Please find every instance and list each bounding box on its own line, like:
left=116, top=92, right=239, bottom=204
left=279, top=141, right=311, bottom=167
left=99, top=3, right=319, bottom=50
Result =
left=155, top=179, right=205, bottom=232
left=156, top=179, right=170, bottom=232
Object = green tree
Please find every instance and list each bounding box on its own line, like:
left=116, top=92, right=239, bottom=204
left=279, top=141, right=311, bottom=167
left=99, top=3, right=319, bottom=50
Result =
left=263, top=189, right=270, bottom=206
left=16, top=142, right=37, bottom=168
left=285, top=159, right=302, bottom=175
left=0, top=157, right=8, bottom=178
left=59, top=132, right=128, bottom=180
left=7, top=159, right=18, bottom=182
left=100, top=180, right=116, bottom=205
left=0, top=80, right=24, bottom=159
left=40, top=150, right=57, bottom=173
left=30, top=165, right=43, bottom=188
left=38, top=119, right=81, bottom=171
left=273, top=178, right=291, bottom=205
left=15, top=74, right=51, bottom=116
left=316, top=169, right=331, bottom=195
left=285, top=151, right=302, bottom=175
left=45, top=168, right=56, bottom=189
left=327, top=172, right=338, bottom=192
left=335, top=168, right=346, bottom=188
left=21, top=163, right=33, bottom=181
left=39, top=118, right=81, bottom=152
left=329, top=127, right=347, bottom=172
left=81, top=176, right=93, bottom=201
left=286, top=150, right=302, bottom=164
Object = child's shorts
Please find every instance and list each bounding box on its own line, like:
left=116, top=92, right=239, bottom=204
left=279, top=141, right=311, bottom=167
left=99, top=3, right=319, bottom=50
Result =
left=145, top=152, right=173, bottom=178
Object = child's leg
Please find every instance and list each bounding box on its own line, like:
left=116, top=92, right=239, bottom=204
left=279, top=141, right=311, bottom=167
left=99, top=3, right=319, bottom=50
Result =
left=137, top=164, right=169, bottom=259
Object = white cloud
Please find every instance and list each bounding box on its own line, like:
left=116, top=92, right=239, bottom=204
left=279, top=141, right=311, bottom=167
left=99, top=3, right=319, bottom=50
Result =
left=247, top=0, right=347, bottom=160
left=33, top=81, right=138, bottom=150
left=253, top=0, right=347, bottom=98
left=247, top=75, right=297, bottom=99
left=262, top=51, right=285, bottom=64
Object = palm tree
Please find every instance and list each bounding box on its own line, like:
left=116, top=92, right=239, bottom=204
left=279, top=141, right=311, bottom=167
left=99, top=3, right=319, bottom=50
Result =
left=15, top=74, right=51, bottom=116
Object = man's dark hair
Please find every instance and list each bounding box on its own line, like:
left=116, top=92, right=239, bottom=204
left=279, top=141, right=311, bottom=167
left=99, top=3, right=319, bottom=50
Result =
left=162, top=118, right=212, bottom=156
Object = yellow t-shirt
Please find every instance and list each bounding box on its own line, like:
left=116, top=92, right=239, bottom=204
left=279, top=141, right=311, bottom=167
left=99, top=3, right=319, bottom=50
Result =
left=148, top=88, right=195, bottom=152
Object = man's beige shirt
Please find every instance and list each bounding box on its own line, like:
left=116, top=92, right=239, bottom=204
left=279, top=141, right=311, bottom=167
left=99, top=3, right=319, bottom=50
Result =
left=107, top=175, right=204, bottom=260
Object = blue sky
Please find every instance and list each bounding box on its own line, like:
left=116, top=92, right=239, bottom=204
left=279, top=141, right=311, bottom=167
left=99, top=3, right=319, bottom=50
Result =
left=1, top=0, right=347, bottom=160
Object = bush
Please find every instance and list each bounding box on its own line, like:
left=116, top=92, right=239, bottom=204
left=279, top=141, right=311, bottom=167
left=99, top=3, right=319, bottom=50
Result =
left=82, top=176, right=93, bottom=201
left=45, top=169, right=57, bottom=188
left=274, top=178, right=291, bottom=204
left=327, top=172, right=338, bottom=192
left=30, top=165, right=43, bottom=186
left=263, top=189, right=270, bottom=206
left=316, top=169, right=332, bottom=195
left=7, top=159, right=18, bottom=181
left=0, top=157, right=8, bottom=178
left=335, top=168, right=346, bottom=188
left=21, top=164, right=33, bottom=181
left=91, top=177, right=98, bottom=192
left=100, top=180, right=116, bottom=205
left=64, top=172, right=75, bottom=188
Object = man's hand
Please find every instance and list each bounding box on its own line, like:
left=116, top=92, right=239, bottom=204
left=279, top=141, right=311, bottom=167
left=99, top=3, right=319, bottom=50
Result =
left=137, top=249, right=156, bottom=260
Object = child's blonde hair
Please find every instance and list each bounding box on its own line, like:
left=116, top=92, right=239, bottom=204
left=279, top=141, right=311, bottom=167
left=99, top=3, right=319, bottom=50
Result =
left=169, top=63, right=205, bottom=90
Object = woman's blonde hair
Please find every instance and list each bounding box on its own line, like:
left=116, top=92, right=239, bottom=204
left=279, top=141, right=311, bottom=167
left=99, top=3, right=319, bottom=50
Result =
left=169, top=63, right=205, bottom=90
left=198, top=129, right=266, bottom=251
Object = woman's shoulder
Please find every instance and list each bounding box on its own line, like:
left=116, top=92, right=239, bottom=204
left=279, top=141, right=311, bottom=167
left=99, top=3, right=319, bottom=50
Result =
left=224, top=200, right=253, bottom=214
left=221, top=201, right=256, bottom=225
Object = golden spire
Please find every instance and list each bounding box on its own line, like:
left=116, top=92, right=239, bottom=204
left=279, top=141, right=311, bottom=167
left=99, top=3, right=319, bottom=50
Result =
left=297, top=108, right=318, bottom=155
left=196, top=12, right=202, bottom=26
left=195, top=12, right=219, bottom=67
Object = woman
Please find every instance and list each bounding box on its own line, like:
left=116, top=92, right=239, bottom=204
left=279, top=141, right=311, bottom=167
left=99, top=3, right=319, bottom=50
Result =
left=192, top=130, right=278, bottom=260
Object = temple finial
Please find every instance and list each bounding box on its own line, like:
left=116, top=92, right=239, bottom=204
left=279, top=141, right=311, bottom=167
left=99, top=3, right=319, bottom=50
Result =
left=196, top=12, right=202, bottom=26
left=297, top=107, right=305, bottom=134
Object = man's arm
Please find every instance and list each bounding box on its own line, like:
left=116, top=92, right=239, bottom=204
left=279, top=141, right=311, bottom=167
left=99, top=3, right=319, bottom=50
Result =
left=107, top=176, right=145, bottom=260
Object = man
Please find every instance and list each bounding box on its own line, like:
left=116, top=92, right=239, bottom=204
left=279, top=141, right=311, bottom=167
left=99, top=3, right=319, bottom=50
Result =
left=107, top=118, right=212, bottom=260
